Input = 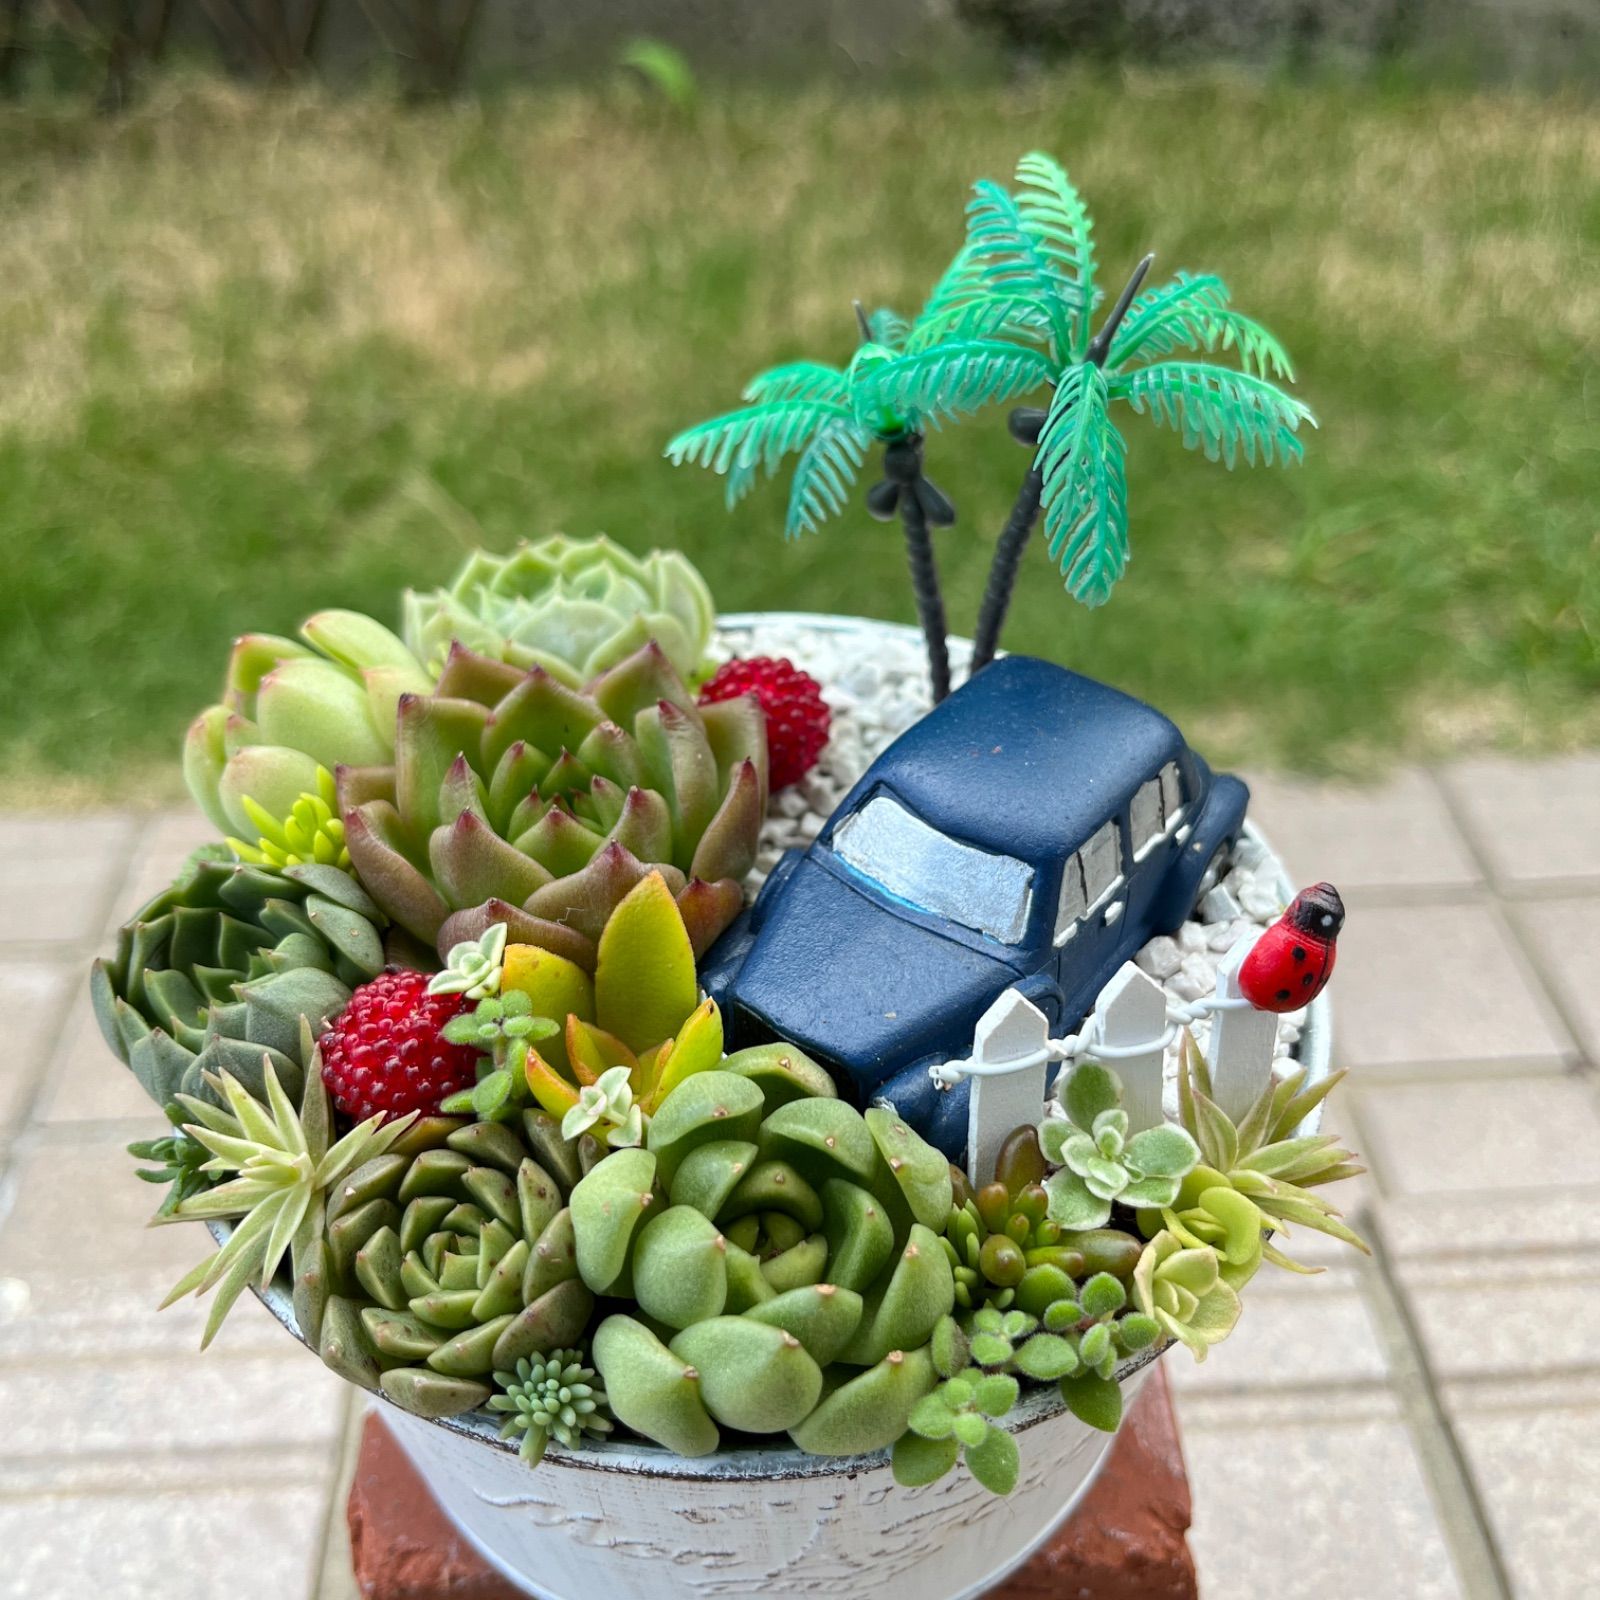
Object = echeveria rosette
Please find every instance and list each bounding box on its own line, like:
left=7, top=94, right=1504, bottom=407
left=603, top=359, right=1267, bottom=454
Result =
left=402, top=535, right=715, bottom=685
left=92, top=846, right=395, bottom=1110
left=312, top=1110, right=602, bottom=1420
left=1041, top=1061, right=1200, bottom=1231
left=338, top=640, right=766, bottom=970
left=184, top=609, right=432, bottom=839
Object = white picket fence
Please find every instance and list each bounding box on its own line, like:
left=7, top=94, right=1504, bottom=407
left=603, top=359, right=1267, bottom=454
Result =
left=931, top=931, right=1280, bottom=1186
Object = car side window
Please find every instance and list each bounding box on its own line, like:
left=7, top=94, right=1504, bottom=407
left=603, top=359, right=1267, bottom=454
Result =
left=1081, top=819, right=1123, bottom=905
left=1054, top=853, right=1087, bottom=945
left=1130, top=777, right=1164, bottom=860
left=1159, top=760, right=1184, bottom=821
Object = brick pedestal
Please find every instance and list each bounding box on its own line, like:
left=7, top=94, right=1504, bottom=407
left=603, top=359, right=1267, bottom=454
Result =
left=347, top=1364, right=1196, bottom=1600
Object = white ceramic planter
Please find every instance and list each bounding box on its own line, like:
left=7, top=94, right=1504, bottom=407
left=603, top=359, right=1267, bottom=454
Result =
left=234, top=612, right=1330, bottom=1600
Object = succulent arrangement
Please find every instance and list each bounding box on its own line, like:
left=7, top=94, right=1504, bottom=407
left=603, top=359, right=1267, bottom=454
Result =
left=88, top=151, right=1367, bottom=1565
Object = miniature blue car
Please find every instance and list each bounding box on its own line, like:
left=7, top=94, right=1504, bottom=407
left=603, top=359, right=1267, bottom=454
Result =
left=700, top=655, right=1249, bottom=1159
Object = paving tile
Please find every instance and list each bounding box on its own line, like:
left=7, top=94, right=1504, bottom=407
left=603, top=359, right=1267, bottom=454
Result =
left=0, top=814, right=137, bottom=946
left=1399, top=1257, right=1600, bottom=1381
left=1246, top=767, right=1481, bottom=893
left=0, top=1134, right=295, bottom=1361
left=1510, top=896, right=1600, bottom=1066
left=0, top=1351, right=345, bottom=1461
left=1166, top=1266, right=1389, bottom=1395
left=1356, top=1077, right=1600, bottom=1198
left=0, top=1481, right=328, bottom=1600
left=1375, top=1187, right=1600, bottom=1259
left=0, top=961, right=75, bottom=1137
left=1439, top=752, right=1600, bottom=891
left=103, top=808, right=222, bottom=936
left=1446, top=1385, right=1600, bottom=1600
left=1332, top=902, right=1572, bottom=1071
left=34, top=980, right=168, bottom=1126
left=1183, top=1411, right=1466, bottom=1600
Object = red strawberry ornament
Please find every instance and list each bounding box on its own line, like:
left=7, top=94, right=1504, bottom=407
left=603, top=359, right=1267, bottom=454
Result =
left=698, top=655, right=830, bottom=791
left=1237, top=882, right=1345, bottom=1013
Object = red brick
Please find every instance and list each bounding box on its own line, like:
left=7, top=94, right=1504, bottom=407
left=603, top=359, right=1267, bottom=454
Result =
left=348, top=1366, right=1195, bottom=1600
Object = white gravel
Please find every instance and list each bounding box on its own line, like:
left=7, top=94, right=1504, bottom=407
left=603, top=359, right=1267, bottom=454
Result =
left=712, top=616, right=1305, bottom=1072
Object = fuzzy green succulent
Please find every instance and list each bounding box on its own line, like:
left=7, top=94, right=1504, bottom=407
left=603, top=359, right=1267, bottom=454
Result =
left=92, top=847, right=397, bottom=1110
left=578, top=1072, right=957, bottom=1459
left=338, top=640, right=765, bottom=967
left=895, top=1361, right=1022, bottom=1494
left=402, top=536, right=715, bottom=685
left=184, top=609, right=432, bottom=838
left=438, top=990, right=562, bottom=1123
left=490, top=1347, right=613, bottom=1465
left=1138, top=1035, right=1369, bottom=1280
left=1041, top=1061, right=1201, bottom=1231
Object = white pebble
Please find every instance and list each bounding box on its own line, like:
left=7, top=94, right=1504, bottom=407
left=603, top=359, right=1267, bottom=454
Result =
left=1199, top=885, right=1241, bottom=925
left=1136, top=936, right=1182, bottom=980
left=1178, top=922, right=1209, bottom=954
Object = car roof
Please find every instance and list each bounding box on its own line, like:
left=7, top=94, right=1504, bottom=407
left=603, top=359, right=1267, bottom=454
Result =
left=838, top=655, right=1188, bottom=863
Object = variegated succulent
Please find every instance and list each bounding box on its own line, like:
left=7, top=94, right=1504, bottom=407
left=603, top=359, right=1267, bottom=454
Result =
left=338, top=640, right=766, bottom=968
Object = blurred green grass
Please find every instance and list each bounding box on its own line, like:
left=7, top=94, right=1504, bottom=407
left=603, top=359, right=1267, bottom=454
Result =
left=1, top=71, right=1596, bottom=803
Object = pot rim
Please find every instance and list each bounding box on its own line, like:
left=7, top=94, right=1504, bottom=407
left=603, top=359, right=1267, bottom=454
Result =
left=223, top=610, right=1329, bottom=1480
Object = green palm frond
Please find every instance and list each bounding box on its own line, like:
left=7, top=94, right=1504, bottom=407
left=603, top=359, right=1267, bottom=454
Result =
left=786, top=419, right=871, bottom=539
left=858, top=338, right=1053, bottom=426
left=962, top=180, right=1075, bottom=360
left=665, top=396, right=852, bottom=479
left=741, top=362, right=849, bottom=404
left=866, top=307, right=911, bottom=352
left=1109, top=273, right=1294, bottom=379
left=912, top=241, right=991, bottom=346
left=1038, top=365, right=1129, bottom=607
left=1114, top=362, right=1315, bottom=468
left=1014, top=152, right=1097, bottom=356
left=908, top=292, right=1054, bottom=352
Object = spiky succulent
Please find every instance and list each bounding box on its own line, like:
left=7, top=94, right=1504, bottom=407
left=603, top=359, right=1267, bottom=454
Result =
left=227, top=765, right=350, bottom=871
left=184, top=609, right=432, bottom=838
left=312, top=1109, right=602, bottom=1420
left=580, top=1073, right=958, bottom=1460
left=338, top=640, right=765, bottom=967
left=1041, top=1061, right=1200, bottom=1231
left=490, top=1347, right=613, bottom=1465
left=128, top=1103, right=216, bottom=1219
left=402, top=536, right=715, bottom=685
left=1140, top=1035, right=1369, bottom=1279
left=92, top=847, right=395, bottom=1109
left=155, top=1057, right=417, bottom=1348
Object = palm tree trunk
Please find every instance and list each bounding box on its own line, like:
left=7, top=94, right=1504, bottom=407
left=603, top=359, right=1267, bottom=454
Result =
left=969, top=466, right=1043, bottom=675
left=870, top=433, right=953, bottom=703
left=899, top=474, right=951, bottom=704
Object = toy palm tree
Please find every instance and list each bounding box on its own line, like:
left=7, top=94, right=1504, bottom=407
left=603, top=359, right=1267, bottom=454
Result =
left=665, top=308, right=959, bottom=702
left=867, top=152, right=1314, bottom=672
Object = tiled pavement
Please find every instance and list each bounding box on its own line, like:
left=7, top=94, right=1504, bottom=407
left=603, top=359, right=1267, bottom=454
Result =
left=1, top=759, right=1596, bottom=1599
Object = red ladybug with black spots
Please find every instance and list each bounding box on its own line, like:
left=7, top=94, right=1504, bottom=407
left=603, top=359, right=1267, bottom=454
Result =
left=1238, top=882, right=1345, bottom=1013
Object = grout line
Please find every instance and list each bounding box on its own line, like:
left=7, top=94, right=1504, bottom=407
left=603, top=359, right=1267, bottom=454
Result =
left=1359, top=1203, right=1516, bottom=1600
left=1426, top=768, right=1593, bottom=1075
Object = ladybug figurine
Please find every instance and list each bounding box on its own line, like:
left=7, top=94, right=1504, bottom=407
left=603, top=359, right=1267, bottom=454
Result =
left=1237, top=882, right=1346, bottom=1013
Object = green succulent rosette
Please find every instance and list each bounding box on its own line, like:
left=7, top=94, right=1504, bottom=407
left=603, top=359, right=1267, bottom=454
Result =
left=184, top=609, right=433, bottom=838
left=402, top=535, right=715, bottom=685
left=310, top=1110, right=605, bottom=1421
left=574, top=1067, right=960, bottom=1459
left=339, top=639, right=766, bottom=969
left=91, top=846, right=393, bottom=1109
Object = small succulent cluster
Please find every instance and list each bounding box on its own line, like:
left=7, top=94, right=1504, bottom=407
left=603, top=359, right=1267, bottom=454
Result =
left=490, top=1348, right=612, bottom=1466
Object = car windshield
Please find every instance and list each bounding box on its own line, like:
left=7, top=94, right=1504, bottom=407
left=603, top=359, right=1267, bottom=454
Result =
left=831, top=794, right=1035, bottom=945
